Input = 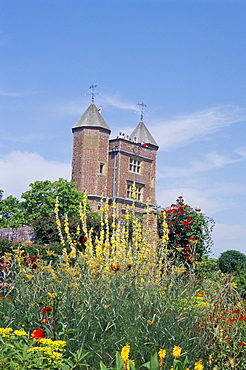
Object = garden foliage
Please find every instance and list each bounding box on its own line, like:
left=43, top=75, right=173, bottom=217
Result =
left=159, top=196, right=214, bottom=265
left=0, top=178, right=88, bottom=227
left=0, top=193, right=245, bottom=369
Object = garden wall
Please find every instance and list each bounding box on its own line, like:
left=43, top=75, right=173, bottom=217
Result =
left=0, top=226, right=35, bottom=243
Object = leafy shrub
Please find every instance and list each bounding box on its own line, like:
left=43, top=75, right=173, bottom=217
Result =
left=218, top=250, right=246, bottom=273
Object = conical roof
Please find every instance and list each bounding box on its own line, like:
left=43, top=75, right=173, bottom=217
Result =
left=130, top=121, right=158, bottom=147
left=72, top=103, right=111, bottom=132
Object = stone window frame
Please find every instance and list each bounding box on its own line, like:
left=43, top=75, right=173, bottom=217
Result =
left=129, top=157, right=141, bottom=174
left=126, top=181, right=143, bottom=201
left=99, top=162, right=106, bottom=175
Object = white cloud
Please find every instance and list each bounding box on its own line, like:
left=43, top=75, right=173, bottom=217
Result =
left=2, top=133, right=44, bottom=145
left=235, top=146, right=246, bottom=158
left=0, top=151, right=71, bottom=199
left=52, top=99, right=88, bottom=116
left=156, top=186, right=225, bottom=216
left=102, top=95, right=137, bottom=111
left=0, top=90, right=39, bottom=98
left=157, top=150, right=245, bottom=179
left=212, top=223, right=246, bottom=257
left=151, top=105, right=246, bottom=151
left=52, top=94, right=137, bottom=117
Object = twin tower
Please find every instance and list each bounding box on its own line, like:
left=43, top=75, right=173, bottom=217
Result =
left=71, top=103, right=158, bottom=215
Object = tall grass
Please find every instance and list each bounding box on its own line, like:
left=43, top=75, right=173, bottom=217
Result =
left=0, top=196, right=245, bottom=369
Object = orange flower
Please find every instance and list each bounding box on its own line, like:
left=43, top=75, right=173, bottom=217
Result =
left=189, top=238, right=197, bottom=243
left=111, top=264, right=121, bottom=272
left=41, top=306, right=52, bottom=314
left=31, top=329, right=45, bottom=340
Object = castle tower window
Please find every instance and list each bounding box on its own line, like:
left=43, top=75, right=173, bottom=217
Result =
left=129, top=158, right=141, bottom=173
left=151, top=176, right=155, bottom=188
left=126, top=181, right=143, bottom=201
left=99, top=163, right=105, bottom=175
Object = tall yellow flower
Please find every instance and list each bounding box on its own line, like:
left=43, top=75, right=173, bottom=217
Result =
left=121, top=344, right=130, bottom=365
left=194, top=360, right=203, bottom=370
left=158, top=349, right=166, bottom=367
left=172, top=345, right=181, bottom=358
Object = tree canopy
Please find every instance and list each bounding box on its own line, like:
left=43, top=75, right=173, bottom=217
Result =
left=218, top=250, right=246, bottom=273
left=0, top=178, right=87, bottom=227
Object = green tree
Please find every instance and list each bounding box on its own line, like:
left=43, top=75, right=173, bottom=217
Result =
left=218, top=250, right=246, bottom=273
left=159, top=196, right=214, bottom=264
left=21, top=178, right=87, bottom=223
left=218, top=250, right=246, bottom=298
left=0, top=179, right=88, bottom=228
left=0, top=194, right=25, bottom=227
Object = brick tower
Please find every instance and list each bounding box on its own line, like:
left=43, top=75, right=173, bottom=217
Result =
left=71, top=103, right=111, bottom=210
left=71, top=103, right=158, bottom=215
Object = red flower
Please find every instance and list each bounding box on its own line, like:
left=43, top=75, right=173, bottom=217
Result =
left=41, top=306, right=52, bottom=314
left=24, top=255, right=40, bottom=269
left=31, top=329, right=45, bottom=340
left=189, top=238, right=197, bottom=243
left=238, top=342, right=245, bottom=345
left=111, top=264, right=120, bottom=272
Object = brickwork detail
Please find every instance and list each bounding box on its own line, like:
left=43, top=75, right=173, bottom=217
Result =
left=0, top=226, right=35, bottom=244
left=71, top=104, right=158, bottom=216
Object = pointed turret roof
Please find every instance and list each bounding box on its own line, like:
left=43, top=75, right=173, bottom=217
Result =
left=130, top=121, right=158, bottom=147
left=72, top=103, right=111, bottom=132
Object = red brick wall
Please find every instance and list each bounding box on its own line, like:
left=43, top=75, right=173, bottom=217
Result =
left=71, top=127, right=109, bottom=197
left=108, top=138, right=157, bottom=215
left=72, top=127, right=157, bottom=215
left=0, top=226, right=35, bottom=244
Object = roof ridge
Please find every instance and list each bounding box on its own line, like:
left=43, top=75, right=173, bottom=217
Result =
left=72, top=104, right=111, bottom=132
left=130, top=121, right=158, bottom=147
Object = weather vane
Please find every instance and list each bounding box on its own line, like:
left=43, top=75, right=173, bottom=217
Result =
left=87, top=83, right=99, bottom=103
left=137, top=101, right=147, bottom=121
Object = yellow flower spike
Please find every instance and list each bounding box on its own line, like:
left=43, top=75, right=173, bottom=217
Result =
left=0, top=328, right=13, bottom=337
left=194, top=360, right=203, bottom=370
left=158, top=349, right=166, bottom=359
left=47, top=292, right=57, bottom=299
left=172, top=345, right=181, bottom=358
left=158, top=349, right=166, bottom=368
left=54, top=196, right=65, bottom=245
left=13, top=329, right=28, bottom=336
left=121, top=343, right=130, bottom=363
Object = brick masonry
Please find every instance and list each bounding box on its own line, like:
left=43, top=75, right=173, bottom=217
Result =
left=71, top=108, right=158, bottom=218
left=0, top=226, right=35, bottom=244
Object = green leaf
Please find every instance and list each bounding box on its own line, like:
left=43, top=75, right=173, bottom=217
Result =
left=129, top=359, right=136, bottom=370
left=173, top=359, right=184, bottom=370
left=183, top=355, right=189, bottom=368
left=100, top=360, right=109, bottom=370
left=149, top=350, right=159, bottom=370
left=141, top=361, right=150, bottom=369
left=116, top=351, right=124, bottom=370
left=53, top=322, right=64, bottom=333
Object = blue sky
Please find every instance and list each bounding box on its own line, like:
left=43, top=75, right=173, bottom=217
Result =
left=1, top=0, right=246, bottom=257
